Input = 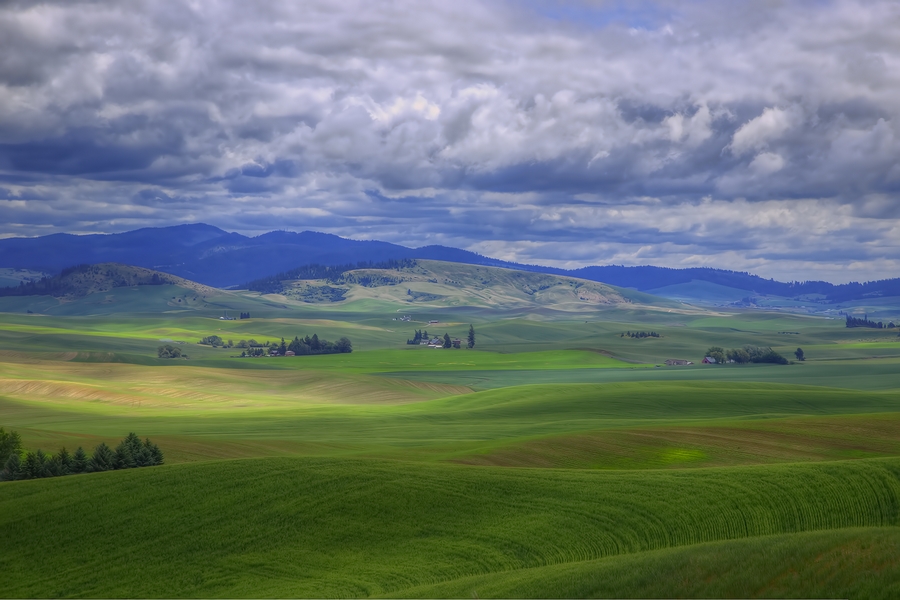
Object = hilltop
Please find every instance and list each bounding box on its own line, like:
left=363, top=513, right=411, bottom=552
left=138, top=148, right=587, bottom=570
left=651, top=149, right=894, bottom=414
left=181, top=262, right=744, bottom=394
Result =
left=269, top=259, right=672, bottom=311
left=0, top=263, right=219, bottom=301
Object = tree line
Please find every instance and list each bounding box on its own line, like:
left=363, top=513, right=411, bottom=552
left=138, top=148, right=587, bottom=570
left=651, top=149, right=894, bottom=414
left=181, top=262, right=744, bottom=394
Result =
left=241, top=259, right=416, bottom=294
left=234, top=334, right=353, bottom=356
left=621, top=331, right=660, bottom=338
left=845, top=314, right=895, bottom=329
left=0, top=264, right=173, bottom=297
left=1, top=429, right=163, bottom=482
left=705, top=346, right=790, bottom=365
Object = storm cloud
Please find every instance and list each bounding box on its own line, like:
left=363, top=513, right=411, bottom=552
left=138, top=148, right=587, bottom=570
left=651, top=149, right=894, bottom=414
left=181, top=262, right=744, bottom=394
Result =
left=1, top=0, right=899, bottom=281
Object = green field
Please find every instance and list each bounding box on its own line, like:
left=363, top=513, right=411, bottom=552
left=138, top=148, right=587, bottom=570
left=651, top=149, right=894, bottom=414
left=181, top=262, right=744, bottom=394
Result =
left=2, top=270, right=900, bottom=597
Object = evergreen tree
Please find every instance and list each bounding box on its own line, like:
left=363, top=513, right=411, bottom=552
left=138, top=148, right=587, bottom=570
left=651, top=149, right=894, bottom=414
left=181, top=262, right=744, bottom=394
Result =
left=57, top=447, right=72, bottom=475
left=23, top=449, right=50, bottom=479
left=279, top=338, right=287, bottom=355
left=443, top=333, right=452, bottom=348
left=467, top=325, right=475, bottom=349
left=47, top=453, right=64, bottom=477
left=310, top=333, right=321, bottom=351
left=115, top=440, right=136, bottom=469
left=89, top=442, right=116, bottom=472
left=1, top=452, right=21, bottom=481
left=133, top=441, right=153, bottom=467
left=71, top=447, right=88, bottom=474
left=0, top=427, right=22, bottom=463
left=145, top=439, right=164, bottom=465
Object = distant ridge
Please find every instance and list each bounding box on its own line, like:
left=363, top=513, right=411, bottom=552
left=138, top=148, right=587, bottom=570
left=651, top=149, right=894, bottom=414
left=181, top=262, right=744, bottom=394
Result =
left=0, top=263, right=218, bottom=300
left=0, top=224, right=896, bottom=303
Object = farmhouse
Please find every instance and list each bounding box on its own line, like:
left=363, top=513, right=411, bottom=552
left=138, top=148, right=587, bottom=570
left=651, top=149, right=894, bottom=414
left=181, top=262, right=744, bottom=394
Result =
left=285, top=350, right=295, bottom=357
left=665, top=359, right=693, bottom=366
left=702, top=356, right=717, bottom=364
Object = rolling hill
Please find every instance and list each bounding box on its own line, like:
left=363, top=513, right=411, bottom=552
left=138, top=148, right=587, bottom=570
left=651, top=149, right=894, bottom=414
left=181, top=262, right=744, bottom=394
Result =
left=1, top=224, right=899, bottom=306
left=0, top=263, right=219, bottom=300
left=263, top=259, right=680, bottom=312
left=0, top=260, right=686, bottom=318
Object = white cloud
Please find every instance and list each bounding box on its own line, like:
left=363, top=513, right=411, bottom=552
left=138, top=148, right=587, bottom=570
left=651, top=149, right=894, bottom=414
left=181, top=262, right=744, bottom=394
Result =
left=0, top=0, right=899, bottom=280
left=749, top=152, right=785, bottom=175
left=730, top=106, right=804, bottom=156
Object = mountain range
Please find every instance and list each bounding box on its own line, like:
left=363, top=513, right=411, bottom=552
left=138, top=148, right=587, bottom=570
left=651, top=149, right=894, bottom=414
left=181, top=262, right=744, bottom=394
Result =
left=0, top=223, right=897, bottom=304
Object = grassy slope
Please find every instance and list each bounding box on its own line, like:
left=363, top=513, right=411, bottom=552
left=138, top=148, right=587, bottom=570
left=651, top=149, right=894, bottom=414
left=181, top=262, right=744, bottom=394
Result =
left=307, top=259, right=670, bottom=311
left=395, top=527, right=900, bottom=599
left=4, top=378, right=900, bottom=467
left=2, top=457, right=900, bottom=598
left=4, top=284, right=900, bottom=597
left=455, top=412, right=900, bottom=469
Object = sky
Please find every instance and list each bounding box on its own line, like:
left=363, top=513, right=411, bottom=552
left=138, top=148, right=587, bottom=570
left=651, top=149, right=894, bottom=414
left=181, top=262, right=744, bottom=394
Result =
left=0, top=0, right=899, bottom=283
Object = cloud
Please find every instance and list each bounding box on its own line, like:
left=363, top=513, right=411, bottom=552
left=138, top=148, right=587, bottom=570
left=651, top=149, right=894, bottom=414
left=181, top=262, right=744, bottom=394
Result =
left=0, top=0, right=898, bottom=281
left=729, top=106, right=803, bottom=156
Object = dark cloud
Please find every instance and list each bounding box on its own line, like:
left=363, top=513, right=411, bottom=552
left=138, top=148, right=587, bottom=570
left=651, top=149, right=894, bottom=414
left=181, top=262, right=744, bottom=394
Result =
left=0, top=0, right=898, bottom=281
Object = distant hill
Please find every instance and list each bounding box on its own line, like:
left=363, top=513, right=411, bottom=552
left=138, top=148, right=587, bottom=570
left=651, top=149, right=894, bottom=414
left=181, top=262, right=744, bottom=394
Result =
left=267, top=259, right=677, bottom=312
left=0, top=223, right=897, bottom=303
left=0, top=263, right=219, bottom=301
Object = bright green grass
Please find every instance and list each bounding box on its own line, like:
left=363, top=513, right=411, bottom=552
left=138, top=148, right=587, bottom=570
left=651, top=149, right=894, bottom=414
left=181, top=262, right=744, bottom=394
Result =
left=1, top=457, right=900, bottom=598
left=385, top=357, right=900, bottom=391
left=454, top=412, right=900, bottom=469
left=4, top=381, right=900, bottom=466
left=269, top=348, right=644, bottom=373
left=393, top=527, right=900, bottom=599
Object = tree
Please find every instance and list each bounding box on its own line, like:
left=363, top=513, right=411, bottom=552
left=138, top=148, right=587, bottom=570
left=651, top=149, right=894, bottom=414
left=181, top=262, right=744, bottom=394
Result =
left=279, top=337, right=287, bottom=355
left=56, top=447, right=72, bottom=475
left=115, top=435, right=139, bottom=469
left=22, top=449, right=50, bottom=479
left=443, top=333, right=452, bottom=348
left=335, top=337, right=353, bottom=353
left=726, top=348, right=751, bottom=364
left=145, top=438, right=164, bottom=465
left=1, top=452, right=21, bottom=481
left=158, top=344, right=182, bottom=358
left=0, top=427, right=22, bottom=463
left=467, top=325, right=475, bottom=349
left=705, top=346, right=726, bottom=365
left=794, top=347, right=805, bottom=361
left=71, top=447, right=88, bottom=474
left=310, top=334, right=321, bottom=351
left=89, top=442, right=116, bottom=472
left=744, top=345, right=789, bottom=365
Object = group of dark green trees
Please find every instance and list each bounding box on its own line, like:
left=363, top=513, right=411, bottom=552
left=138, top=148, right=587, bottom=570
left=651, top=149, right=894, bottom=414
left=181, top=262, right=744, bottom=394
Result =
left=237, top=334, right=353, bottom=357
left=845, top=314, right=895, bottom=329
left=200, top=333, right=353, bottom=356
left=157, top=344, right=185, bottom=358
left=621, top=331, right=660, bottom=338
left=407, top=325, right=475, bottom=349
left=281, top=334, right=352, bottom=355
left=705, top=345, right=790, bottom=365
left=0, top=429, right=163, bottom=482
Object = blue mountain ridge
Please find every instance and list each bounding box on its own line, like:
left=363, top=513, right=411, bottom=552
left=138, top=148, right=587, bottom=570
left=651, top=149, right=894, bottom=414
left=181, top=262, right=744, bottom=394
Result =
left=0, top=223, right=894, bottom=303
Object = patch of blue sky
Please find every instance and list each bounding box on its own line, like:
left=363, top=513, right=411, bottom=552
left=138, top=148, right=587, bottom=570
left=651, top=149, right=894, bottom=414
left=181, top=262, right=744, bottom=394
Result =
left=519, top=0, right=674, bottom=31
